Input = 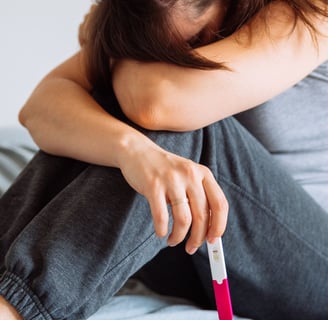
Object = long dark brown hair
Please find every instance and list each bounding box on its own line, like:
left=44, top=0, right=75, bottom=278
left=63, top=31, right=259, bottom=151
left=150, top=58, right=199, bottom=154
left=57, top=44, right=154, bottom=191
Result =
left=84, top=0, right=327, bottom=90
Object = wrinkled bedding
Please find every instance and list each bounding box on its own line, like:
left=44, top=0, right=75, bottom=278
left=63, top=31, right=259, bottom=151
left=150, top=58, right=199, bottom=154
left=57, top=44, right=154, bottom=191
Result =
left=89, top=279, right=251, bottom=320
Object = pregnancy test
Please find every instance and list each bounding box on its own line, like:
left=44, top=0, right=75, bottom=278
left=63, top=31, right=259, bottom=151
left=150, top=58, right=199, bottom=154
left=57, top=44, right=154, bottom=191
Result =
left=207, top=238, right=233, bottom=320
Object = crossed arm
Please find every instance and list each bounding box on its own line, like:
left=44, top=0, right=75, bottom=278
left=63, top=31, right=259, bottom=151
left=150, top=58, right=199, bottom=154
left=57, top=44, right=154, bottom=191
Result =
left=19, top=1, right=328, bottom=253
left=114, top=2, right=328, bottom=131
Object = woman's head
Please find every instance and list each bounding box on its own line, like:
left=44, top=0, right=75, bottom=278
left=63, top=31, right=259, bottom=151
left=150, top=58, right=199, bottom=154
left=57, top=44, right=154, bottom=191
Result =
left=85, top=0, right=328, bottom=89
left=90, top=0, right=224, bottom=56
left=85, top=0, right=228, bottom=88
left=171, top=0, right=226, bottom=45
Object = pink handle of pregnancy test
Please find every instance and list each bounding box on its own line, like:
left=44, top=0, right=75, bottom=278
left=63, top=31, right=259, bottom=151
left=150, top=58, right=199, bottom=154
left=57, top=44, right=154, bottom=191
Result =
left=207, top=238, right=233, bottom=320
left=213, top=278, right=233, bottom=320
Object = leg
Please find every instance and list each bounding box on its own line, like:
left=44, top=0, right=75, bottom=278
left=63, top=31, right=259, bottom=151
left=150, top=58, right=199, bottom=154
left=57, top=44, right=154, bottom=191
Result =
left=0, top=128, right=206, bottom=320
left=0, top=296, right=22, bottom=320
left=1, top=117, right=327, bottom=320
left=136, top=118, right=328, bottom=320
left=191, top=119, right=328, bottom=320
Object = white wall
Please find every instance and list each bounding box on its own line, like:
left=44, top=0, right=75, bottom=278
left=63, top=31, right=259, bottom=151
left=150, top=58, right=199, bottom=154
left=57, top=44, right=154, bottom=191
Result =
left=0, top=0, right=92, bottom=127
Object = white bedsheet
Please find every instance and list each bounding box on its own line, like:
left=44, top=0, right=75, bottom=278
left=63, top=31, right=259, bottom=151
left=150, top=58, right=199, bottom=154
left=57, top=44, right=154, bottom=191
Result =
left=0, top=127, right=37, bottom=194
left=88, top=279, right=252, bottom=320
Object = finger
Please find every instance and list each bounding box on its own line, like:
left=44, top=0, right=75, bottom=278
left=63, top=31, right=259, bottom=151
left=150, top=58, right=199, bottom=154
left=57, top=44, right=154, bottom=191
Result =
left=148, top=191, right=170, bottom=238
left=167, top=195, right=192, bottom=247
left=203, top=173, right=229, bottom=242
left=185, top=187, right=209, bottom=255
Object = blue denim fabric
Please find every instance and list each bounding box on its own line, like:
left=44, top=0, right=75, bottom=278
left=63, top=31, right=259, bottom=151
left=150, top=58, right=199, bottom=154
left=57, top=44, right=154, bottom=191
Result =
left=0, top=115, right=327, bottom=320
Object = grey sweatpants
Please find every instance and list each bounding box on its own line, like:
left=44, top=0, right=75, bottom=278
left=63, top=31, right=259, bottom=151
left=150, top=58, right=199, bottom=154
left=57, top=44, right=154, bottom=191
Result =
left=1, top=116, right=328, bottom=320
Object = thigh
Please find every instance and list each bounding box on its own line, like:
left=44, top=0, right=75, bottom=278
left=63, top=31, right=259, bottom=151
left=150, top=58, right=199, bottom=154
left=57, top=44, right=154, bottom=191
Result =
left=0, top=151, right=88, bottom=260
left=136, top=117, right=328, bottom=320
left=0, top=127, right=207, bottom=320
left=196, top=119, right=328, bottom=320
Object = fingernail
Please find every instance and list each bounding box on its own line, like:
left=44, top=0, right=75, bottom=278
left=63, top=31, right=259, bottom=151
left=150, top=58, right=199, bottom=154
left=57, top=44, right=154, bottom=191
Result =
left=208, top=237, right=219, bottom=244
left=167, top=241, right=177, bottom=247
left=187, top=247, right=198, bottom=255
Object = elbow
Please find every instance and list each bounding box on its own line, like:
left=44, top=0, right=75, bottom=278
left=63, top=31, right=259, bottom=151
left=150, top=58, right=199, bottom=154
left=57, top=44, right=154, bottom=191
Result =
left=129, top=104, right=164, bottom=131
left=18, top=102, right=37, bottom=133
left=121, top=93, right=166, bottom=131
left=118, top=84, right=196, bottom=132
left=18, top=102, right=48, bottom=151
left=127, top=104, right=194, bottom=132
left=125, top=100, right=200, bottom=132
left=18, top=104, right=29, bottom=128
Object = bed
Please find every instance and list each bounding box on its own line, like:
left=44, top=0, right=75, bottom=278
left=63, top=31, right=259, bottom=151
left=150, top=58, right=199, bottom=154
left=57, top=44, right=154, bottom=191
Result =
left=0, top=126, right=251, bottom=320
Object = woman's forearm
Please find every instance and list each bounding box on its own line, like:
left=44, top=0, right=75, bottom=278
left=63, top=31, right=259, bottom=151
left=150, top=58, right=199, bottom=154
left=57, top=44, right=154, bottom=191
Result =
left=19, top=54, right=154, bottom=168
left=115, top=1, right=328, bottom=131
left=19, top=52, right=230, bottom=249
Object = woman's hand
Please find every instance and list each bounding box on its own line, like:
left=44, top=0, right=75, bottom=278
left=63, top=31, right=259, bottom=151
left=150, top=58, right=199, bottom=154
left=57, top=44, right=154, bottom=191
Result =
left=117, top=136, right=228, bottom=255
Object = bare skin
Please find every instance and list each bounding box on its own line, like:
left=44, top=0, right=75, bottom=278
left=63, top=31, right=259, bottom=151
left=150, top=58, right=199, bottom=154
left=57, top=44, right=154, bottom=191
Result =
left=0, top=296, right=22, bottom=320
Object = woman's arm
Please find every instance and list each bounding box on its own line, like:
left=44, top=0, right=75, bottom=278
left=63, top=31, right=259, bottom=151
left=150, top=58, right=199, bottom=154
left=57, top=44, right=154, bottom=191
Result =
left=20, top=6, right=228, bottom=251
left=19, top=50, right=228, bottom=254
left=20, top=51, right=136, bottom=167
left=114, top=1, right=328, bottom=131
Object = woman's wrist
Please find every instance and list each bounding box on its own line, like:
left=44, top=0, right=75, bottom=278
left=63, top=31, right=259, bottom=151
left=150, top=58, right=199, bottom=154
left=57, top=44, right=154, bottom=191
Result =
left=113, top=127, right=158, bottom=169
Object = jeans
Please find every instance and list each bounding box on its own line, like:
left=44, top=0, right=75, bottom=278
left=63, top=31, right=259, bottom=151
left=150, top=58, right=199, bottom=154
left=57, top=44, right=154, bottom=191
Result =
left=0, top=115, right=327, bottom=320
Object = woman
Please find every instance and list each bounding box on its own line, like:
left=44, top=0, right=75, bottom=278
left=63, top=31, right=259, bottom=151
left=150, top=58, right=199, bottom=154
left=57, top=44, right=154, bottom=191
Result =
left=1, top=0, right=328, bottom=319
